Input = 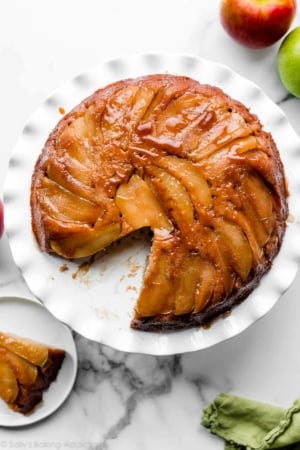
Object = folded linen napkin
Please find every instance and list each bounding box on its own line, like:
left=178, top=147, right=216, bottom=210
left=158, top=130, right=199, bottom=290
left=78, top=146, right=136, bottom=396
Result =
left=202, top=393, right=300, bottom=450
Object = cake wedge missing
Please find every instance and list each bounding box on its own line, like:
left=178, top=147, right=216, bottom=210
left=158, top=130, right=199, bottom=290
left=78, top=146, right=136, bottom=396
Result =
left=30, top=74, right=288, bottom=332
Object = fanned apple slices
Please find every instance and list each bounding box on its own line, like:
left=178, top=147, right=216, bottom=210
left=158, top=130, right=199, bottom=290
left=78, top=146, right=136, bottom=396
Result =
left=31, top=74, right=288, bottom=331
left=0, top=332, right=65, bottom=414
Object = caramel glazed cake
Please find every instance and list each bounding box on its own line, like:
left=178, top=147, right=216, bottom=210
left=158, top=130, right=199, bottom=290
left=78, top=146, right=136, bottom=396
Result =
left=0, top=332, right=65, bottom=414
left=30, top=74, right=288, bottom=332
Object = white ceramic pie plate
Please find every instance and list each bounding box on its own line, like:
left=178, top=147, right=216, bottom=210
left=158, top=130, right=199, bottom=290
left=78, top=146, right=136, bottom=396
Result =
left=0, top=296, right=77, bottom=427
left=4, top=53, right=300, bottom=355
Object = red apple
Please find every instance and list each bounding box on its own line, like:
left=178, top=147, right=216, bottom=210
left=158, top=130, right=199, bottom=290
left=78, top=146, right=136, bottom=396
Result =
left=220, top=0, right=297, bottom=49
left=0, top=199, right=4, bottom=239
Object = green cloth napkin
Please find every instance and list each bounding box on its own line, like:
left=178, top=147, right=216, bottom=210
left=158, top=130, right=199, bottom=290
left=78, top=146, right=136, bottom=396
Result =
left=201, top=393, right=300, bottom=450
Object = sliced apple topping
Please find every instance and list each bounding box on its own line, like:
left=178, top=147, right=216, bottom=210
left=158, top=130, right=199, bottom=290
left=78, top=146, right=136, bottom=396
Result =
left=156, top=155, right=213, bottom=210
left=140, top=84, right=183, bottom=123
left=0, top=332, right=49, bottom=367
left=129, top=86, right=157, bottom=131
left=214, top=219, right=252, bottom=281
left=139, top=99, right=216, bottom=155
left=136, top=231, right=230, bottom=318
left=194, top=261, right=216, bottom=313
left=173, top=253, right=216, bottom=316
left=235, top=148, right=275, bottom=187
left=59, top=104, right=103, bottom=155
left=115, top=174, right=173, bottom=231
left=154, top=93, right=216, bottom=152
left=52, top=109, right=106, bottom=201
left=50, top=222, right=121, bottom=259
left=0, top=348, right=38, bottom=387
left=0, top=362, right=19, bottom=404
left=145, top=166, right=195, bottom=234
left=242, top=173, right=274, bottom=234
left=231, top=135, right=259, bottom=154
left=38, top=177, right=104, bottom=224
left=224, top=209, right=263, bottom=265
left=101, top=86, right=139, bottom=142
left=156, top=92, right=210, bottom=134
left=46, top=155, right=97, bottom=200
left=205, top=135, right=259, bottom=169
left=189, top=111, right=252, bottom=161
left=135, top=232, right=182, bottom=317
left=205, top=226, right=236, bottom=297
left=174, top=253, right=201, bottom=316
left=242, top=197, right=270, bottom=247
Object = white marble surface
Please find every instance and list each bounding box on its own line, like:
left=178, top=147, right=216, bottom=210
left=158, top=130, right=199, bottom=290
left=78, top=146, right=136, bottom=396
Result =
left=0, top=0, right=300, bottom=448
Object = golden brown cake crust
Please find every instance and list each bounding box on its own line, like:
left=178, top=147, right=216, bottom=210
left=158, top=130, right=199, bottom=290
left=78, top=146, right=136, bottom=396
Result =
left=30, top=74, right=288, bottom=332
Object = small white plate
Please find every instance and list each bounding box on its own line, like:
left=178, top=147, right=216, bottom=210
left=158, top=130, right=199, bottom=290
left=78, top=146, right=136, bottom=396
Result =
left=0, top=296, right=77, bottom=427
left=4, top=53, right=300, bottom=355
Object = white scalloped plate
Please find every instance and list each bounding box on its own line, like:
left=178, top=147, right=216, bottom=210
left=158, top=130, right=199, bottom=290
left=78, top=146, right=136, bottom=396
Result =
left=0, top=296, right=77, bottom=427
left=4, top=53, right=300, bottom=355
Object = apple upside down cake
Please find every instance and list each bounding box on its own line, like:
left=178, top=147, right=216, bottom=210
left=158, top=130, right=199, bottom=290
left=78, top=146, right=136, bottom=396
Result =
left=30, top=74, right=288, bottom=331
left=0, top=332, right=65, bottom=414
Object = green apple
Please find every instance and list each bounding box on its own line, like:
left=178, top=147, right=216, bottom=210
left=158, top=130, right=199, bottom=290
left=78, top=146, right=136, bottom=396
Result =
left=277, top=26, right=300, bottom=98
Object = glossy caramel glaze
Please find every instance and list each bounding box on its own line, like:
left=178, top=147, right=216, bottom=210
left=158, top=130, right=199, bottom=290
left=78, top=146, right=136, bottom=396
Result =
left=30, top=74, right=288, bottom=331
left=0, top=332, right=65, bottom=414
